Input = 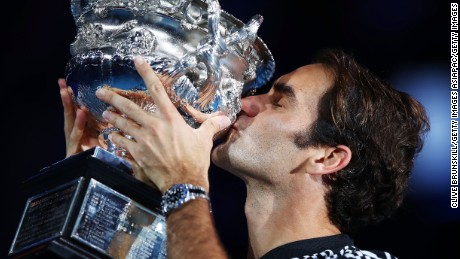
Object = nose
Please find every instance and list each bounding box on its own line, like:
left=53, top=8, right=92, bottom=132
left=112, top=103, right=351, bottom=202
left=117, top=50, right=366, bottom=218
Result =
left=240, top=94, right=266, bottom=117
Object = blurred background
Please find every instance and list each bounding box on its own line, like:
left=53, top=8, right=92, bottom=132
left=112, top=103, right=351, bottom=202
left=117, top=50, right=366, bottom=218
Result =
left=1, top=0, right=458, bottom=258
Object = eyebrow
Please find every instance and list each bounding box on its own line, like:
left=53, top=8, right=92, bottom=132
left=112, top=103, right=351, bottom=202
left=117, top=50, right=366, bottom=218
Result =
left=273, top=82, right=297, bottom=104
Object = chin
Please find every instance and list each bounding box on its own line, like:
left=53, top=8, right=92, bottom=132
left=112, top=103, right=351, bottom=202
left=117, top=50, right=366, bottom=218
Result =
left=212, top=141, right=238, bottom=173
left=211, top=143, right=226, bottom=165
left=211, top=128, right=244, bottom=170
left=212, top=127, right=236, bottom=153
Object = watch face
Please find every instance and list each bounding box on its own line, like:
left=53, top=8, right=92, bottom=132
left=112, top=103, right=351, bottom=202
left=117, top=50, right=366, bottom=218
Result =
left=168, top=184, right=188, bottom=204
left=163, top=184, right=190, bottom=213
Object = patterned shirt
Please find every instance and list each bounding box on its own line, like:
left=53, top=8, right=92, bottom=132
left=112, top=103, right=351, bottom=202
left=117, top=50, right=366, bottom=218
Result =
left=259, top=234, right=397, bottom=259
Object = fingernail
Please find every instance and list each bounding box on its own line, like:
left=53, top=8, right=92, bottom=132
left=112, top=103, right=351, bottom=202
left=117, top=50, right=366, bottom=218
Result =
left=96, top=88, right=106, bottom=97
left=220, top=116, right=231, bottom=130
left=134, top=55, right=145, bottom=66
left=102, top=110, right=111, bottom=120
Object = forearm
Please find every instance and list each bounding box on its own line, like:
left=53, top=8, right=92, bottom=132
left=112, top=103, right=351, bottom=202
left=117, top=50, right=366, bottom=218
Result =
left=166, top=198, right=228, bottom=259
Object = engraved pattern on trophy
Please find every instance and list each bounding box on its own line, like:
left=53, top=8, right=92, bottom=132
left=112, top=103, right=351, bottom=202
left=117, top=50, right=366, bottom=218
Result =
left=9, top=180, right=82, bottom=254
left=72, top=179, right=167, bottom=258
left=65, top=0, right=275, bottom=163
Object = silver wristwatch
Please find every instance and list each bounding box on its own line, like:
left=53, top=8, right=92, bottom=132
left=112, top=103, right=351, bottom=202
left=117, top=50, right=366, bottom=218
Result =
left=161, top=184, right=210, bottom=216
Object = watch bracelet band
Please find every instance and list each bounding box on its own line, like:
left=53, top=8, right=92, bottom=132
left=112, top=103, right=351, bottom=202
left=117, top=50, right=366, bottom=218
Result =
left=185, top=184, right=209, bottom=195
left=161, top=183, right=212, bottom=215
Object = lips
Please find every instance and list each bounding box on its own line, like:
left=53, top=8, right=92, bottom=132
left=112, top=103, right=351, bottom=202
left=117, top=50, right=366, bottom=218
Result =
left=214, top=114, right=249, bottom=144
left=233, top=114, right=253, bottom=130
left=214, top=124, right=232, bottom=141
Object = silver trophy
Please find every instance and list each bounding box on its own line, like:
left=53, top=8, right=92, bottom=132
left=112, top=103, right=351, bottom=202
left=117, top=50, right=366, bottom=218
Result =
left=65, top=0, right=275, bottom=164
left=9, top=0, right=274, bottom=258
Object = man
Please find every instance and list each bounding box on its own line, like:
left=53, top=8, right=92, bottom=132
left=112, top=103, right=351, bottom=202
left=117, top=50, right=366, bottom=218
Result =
left=59, top=48, right=429, bottom=258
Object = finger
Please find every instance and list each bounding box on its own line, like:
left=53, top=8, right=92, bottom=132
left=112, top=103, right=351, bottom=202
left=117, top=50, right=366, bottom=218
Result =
left=58, top=78, right=67, bottom=89
left=102, top=110, right=141, bottom=139
left=108, top=132, right=136, bottom=155
left=182, top=105, right=222, bottom=124
left=199, top=115, right=231, bottom=141
left=59, top=79, right=76, bottom=141
left=75, top=107, right=87, bottom=132
left=58, top=79, right=74, bottom=110
left=96, top=88, right=150, bottom=126
left=66, top=109, right=86, bottom=157
left=133, top=56, right=177, bottom=114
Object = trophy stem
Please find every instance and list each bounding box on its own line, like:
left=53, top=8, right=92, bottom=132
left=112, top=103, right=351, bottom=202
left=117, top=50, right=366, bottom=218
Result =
left=92, top=127, right=134, bottom=173
left=101, top=127, right=130, bottom=157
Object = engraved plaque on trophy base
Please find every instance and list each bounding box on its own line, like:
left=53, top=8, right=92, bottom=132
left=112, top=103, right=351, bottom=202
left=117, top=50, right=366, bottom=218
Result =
left=8, top=148, right=166, bottom=259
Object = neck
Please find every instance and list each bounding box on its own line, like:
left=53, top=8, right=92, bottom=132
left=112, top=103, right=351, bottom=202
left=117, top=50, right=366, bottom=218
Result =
left=243, top=175, right=340, bottom=258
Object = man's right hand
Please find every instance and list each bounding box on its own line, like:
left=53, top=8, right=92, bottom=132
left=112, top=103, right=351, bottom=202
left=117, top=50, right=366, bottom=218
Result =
left=58, top=78, right=100, bottom=157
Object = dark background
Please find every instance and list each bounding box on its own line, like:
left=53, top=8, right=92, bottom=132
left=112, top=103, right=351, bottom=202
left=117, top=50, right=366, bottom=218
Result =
left=1, top=0, right=458, bottom=258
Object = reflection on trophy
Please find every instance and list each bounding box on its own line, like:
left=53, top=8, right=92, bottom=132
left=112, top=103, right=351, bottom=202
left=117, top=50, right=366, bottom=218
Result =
left=9, top=0, right=274, bottom=258
left=66, top=0, right=275, bottom=164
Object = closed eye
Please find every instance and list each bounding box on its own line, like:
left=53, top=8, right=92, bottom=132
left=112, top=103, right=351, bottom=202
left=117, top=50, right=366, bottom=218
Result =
left=272, top=100, right=282, bottom=108
left=270, top=95, right=283, bottom=108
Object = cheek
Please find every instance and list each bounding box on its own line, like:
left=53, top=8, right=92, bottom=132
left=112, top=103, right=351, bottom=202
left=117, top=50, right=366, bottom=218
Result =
left=244, top=119, right=299, bottom=151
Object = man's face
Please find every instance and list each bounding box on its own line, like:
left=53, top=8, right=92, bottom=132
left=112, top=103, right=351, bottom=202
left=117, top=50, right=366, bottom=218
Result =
left=211, top=64, right=333, bottom=182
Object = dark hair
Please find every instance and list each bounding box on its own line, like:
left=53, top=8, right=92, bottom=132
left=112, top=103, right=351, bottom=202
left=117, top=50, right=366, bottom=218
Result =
left=299, top=49, right=430, bottom=232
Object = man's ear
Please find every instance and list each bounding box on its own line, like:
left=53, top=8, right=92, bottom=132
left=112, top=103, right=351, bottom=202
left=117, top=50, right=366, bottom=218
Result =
left=306, top=145, right=352, bottom=175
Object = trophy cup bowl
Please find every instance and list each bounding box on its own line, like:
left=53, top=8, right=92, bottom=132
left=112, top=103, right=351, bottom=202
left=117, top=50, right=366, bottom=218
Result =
left=9, top=0, right=275, bottom=258
left=65, top=0, right=275, bottom=162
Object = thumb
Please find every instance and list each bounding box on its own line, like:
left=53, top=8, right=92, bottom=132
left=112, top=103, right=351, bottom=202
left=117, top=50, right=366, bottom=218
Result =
left=199, top=115, right=231, bottom=140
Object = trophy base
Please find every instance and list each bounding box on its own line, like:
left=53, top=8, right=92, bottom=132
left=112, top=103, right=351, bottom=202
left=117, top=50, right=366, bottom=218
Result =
left=11, top=238, right=108, bottom=259
left=9, top=148, right=166, bottom=259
